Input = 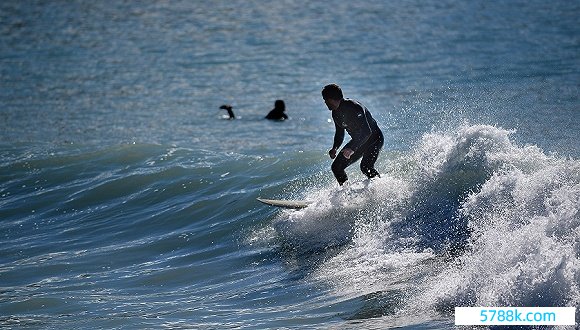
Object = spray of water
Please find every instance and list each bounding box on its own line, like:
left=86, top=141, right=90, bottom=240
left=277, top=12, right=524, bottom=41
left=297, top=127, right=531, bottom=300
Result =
left=272, top=124, right=579, bottom=320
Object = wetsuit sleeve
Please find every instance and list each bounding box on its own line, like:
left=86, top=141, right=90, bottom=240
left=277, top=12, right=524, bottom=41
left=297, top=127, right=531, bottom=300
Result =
left=332, top=121, right=345, bottom=150
left=343, top=103, right=372, bottom=151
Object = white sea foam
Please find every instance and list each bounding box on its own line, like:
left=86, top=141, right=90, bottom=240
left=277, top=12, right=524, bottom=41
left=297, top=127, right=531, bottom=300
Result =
left=419, top=147, right=580, bottom=311
left=275, top=124, right=579, bottom=319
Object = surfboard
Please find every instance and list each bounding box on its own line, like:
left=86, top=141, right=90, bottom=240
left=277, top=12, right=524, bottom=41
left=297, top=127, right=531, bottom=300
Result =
left=257, top=197, right=311, bottom=209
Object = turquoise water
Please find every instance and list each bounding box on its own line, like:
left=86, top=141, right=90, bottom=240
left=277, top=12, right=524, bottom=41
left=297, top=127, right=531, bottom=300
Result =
left=1, top=1, right=579, bottom=328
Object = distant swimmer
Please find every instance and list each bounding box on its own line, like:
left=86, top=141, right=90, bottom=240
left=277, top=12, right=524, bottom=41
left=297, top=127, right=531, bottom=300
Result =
left=265, top=100, right=288, bottom=120
left=219, top=104, right=235, bottom=119
left=321, top=83, right=384, bottom=186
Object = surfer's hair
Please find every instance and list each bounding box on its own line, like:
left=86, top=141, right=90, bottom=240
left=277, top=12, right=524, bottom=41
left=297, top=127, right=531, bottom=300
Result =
left=322, top=84, right=343, bottom=100
left=275, top=99, right=285, bottom=110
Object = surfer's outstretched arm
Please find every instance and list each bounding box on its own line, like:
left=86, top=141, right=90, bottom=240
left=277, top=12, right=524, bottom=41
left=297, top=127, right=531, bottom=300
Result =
left=330, top=123, right=345, bottom=159
left=333, top=123, right=345, bottom=151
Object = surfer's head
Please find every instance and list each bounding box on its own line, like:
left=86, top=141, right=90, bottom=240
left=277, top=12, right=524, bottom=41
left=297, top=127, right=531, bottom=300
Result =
left=274, top=100, right=285, bottom=111
left=322, top=84, right=343, bottom=101
left=322, top=84, right=343, bottom=110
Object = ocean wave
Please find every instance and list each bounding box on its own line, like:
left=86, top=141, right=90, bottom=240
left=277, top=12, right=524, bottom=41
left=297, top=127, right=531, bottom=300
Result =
left=420, top=136, right=580, bottom=311
left=268, top=124, right=579, bottom=318
left=2, top=124, right=578, bottom=326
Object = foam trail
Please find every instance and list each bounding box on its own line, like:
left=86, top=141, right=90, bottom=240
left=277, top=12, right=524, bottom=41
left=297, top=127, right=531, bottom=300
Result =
left=274, top=176, right=412, bottom=253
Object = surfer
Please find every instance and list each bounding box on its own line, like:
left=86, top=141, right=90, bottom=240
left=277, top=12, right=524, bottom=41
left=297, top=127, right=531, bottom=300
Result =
left=321, top=83, right=384, bottom=185
left=219, top=104, right=235, bottom=119
left=265, top=99, right=288, bottom=120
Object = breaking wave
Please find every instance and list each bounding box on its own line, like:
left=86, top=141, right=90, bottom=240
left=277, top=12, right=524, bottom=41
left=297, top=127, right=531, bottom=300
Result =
left=270, top=124, right=579, bottom=320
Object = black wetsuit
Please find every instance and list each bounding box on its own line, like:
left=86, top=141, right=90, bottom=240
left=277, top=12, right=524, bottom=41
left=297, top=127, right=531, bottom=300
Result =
left=331, top=99, right=384, bottom=184
left=225, top=108, right=235, bottom=119
left=265, top=109, right=288, bottom=120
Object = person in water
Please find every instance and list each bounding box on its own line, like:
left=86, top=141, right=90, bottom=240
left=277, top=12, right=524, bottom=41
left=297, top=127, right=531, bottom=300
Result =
left=219, top=104, right=235, bottom=119
left=265, top=100, right=288, bottom=120
left=321, top=83, right=384, bottom=185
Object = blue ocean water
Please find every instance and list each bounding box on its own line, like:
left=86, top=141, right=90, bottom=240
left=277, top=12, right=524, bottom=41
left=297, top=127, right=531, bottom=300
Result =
left=0, top=0, right=579, bottom=328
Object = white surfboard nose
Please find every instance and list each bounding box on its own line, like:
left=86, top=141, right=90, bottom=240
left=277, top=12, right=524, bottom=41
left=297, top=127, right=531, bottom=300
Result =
left=256, top=197, right=311, bottom=209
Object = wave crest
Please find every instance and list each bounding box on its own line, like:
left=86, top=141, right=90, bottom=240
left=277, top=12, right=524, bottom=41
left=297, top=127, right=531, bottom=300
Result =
left=271, top=124, right=580, bottom=315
